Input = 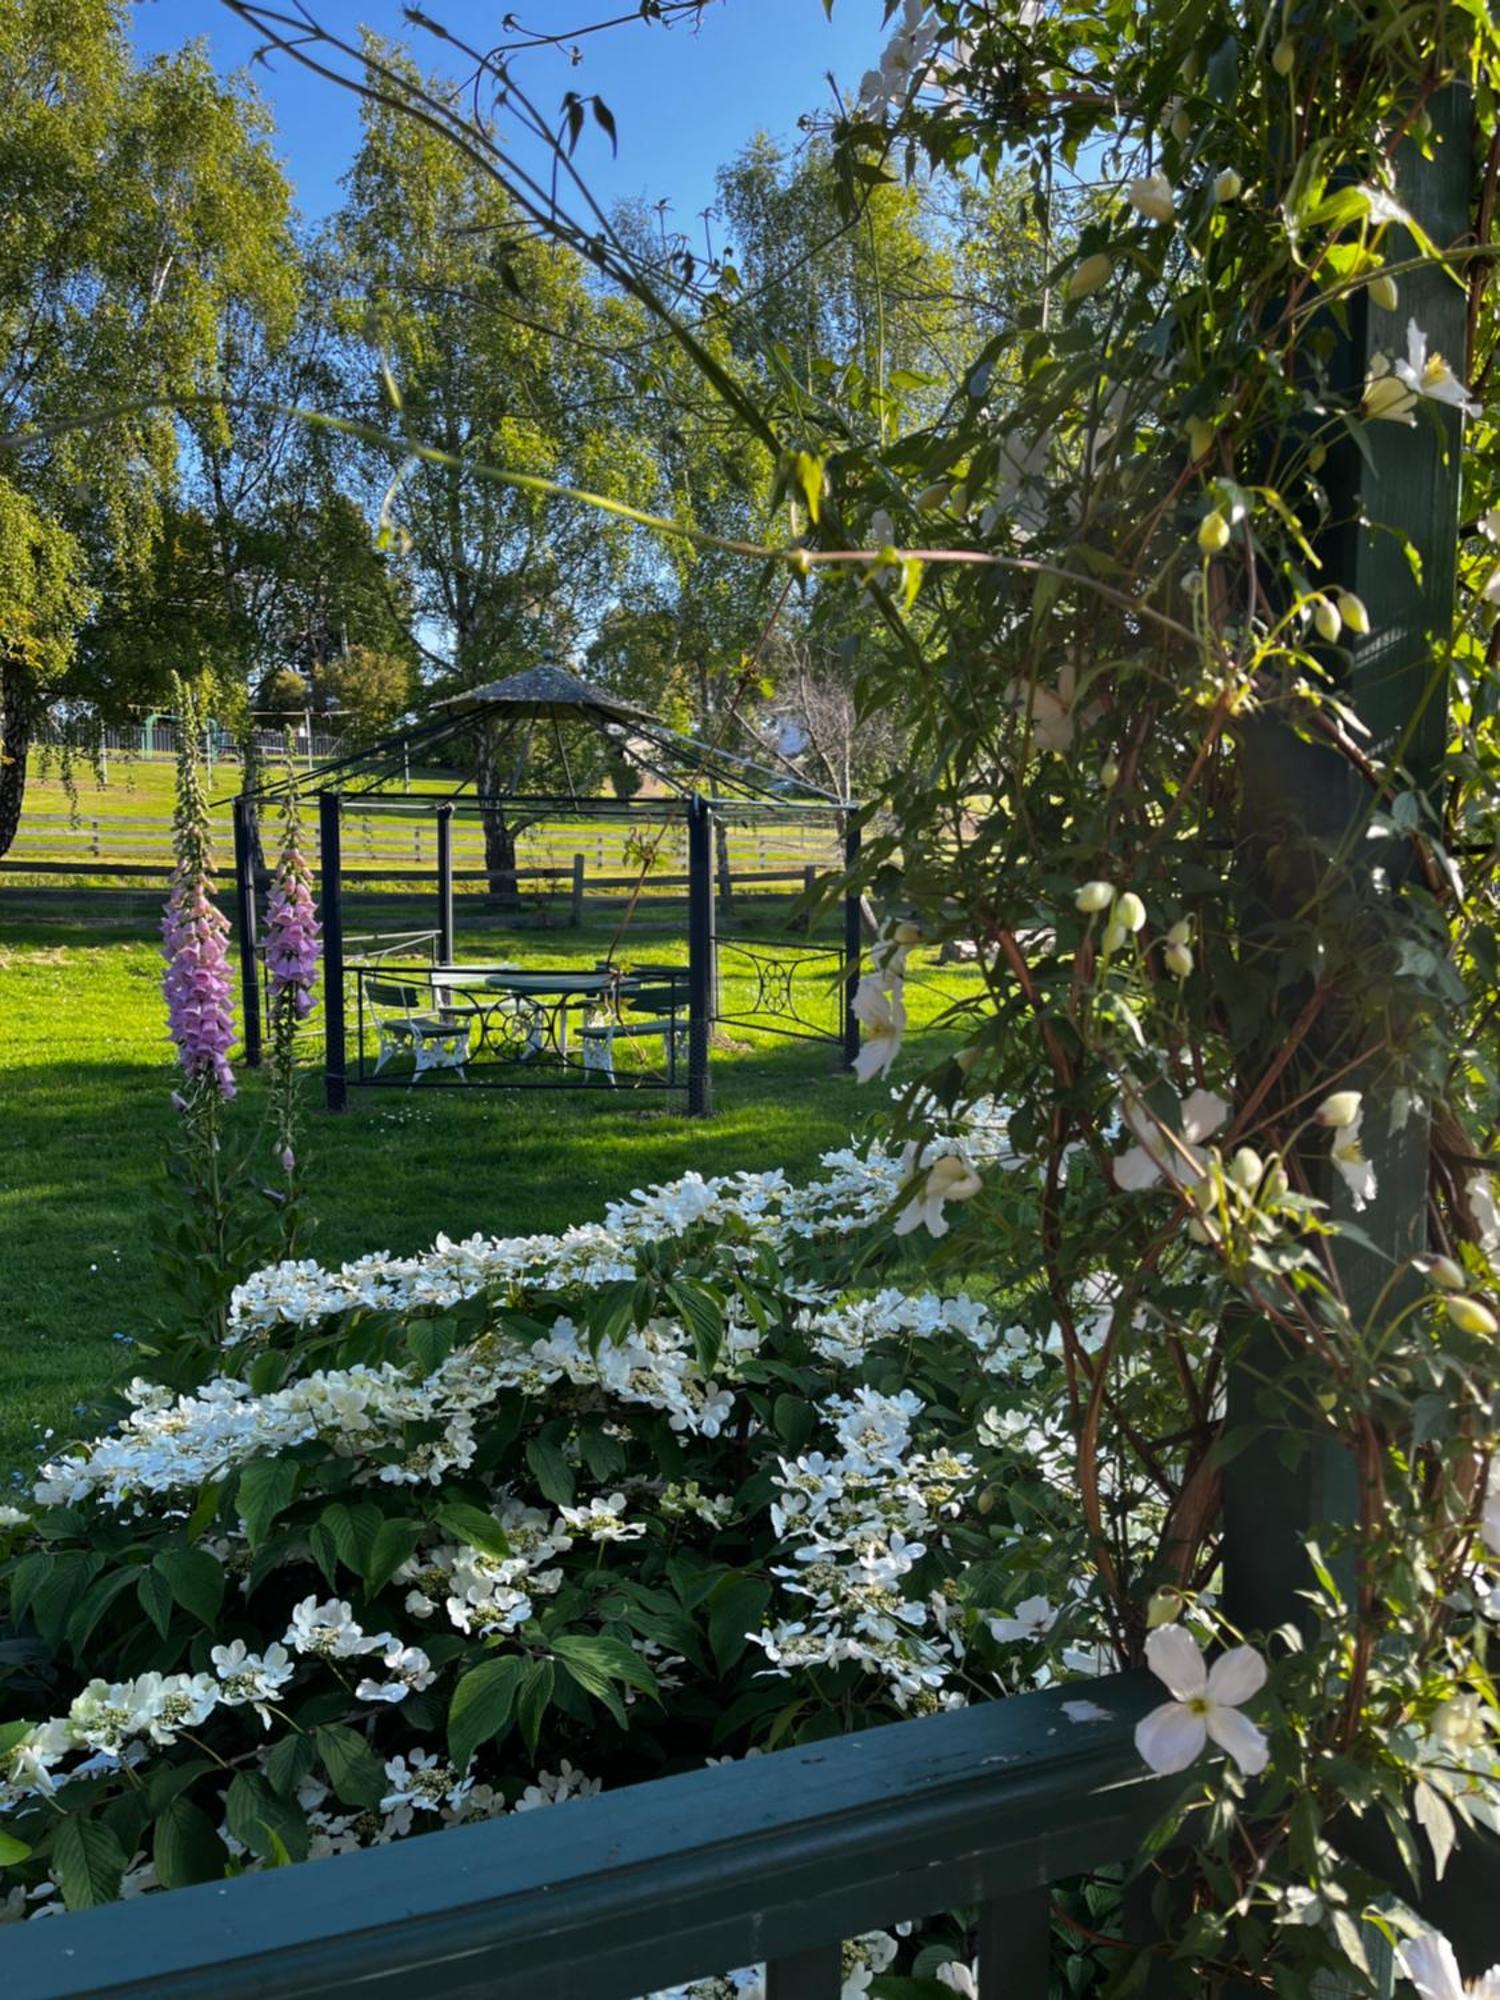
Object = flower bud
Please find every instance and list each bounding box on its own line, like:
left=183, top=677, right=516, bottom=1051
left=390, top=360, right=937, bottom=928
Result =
left=1166, top=919, right=1191, bottom=946
left=1128, top=172, right=1175, bottom=224
left=916, top=481, right=951, bottom=513
left=280, top=1146, right=296, bottom=1173
left=1427, top=1255, right=1466, bottom=1291
left=1213, top=168, right=1243, bottom=203
left=1099, top=757, right=1121, bottom=789
left=1164, top=940, right=1194, bottom=979
left=1316, top=1090, right=1362, bottom=1129
left=1066, top=251, right=1113, bottom=300
left=1308, top=441, right=1326, bottom=472
left=1100, top=920, right=1128, bottom=954
left=1185, top=416, right=1215, bottom=462
left=1179, top=51, right=1200, bottom=85
left=1272, top=36, right=1295, bottom=75
left=1368, top=273, right=1399, bottom=313
left=1335, top=591, right=1370, bottom=636
left=890, top=920, right=923, bottom=945
left=1169, top=101, right=1192, bottom=143
left=1075, top=880, right=1116, bottom=914
left=1116, top=891, right=1147, bottom=933
left=1312, top=596, right=1343, bottom=643
left=1198, top=508, right=1231, bottom=554
left=1228, top=1146, right=1263, bottom=1190
left=1446, top=1296, right=1499, bottom=1337
left=1146, top=1586, right=1184, bottom=1628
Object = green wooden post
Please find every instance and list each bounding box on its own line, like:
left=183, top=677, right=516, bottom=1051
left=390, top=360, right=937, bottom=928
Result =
left=1225, top=87, right=1469, bottom=1636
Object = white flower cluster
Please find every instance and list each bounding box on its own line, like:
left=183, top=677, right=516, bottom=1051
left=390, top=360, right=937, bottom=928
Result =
left=754, top=1386, right=975, bottom=1706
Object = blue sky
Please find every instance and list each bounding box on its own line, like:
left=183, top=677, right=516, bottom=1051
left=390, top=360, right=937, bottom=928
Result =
left=129, top=0, right=888, bottom=232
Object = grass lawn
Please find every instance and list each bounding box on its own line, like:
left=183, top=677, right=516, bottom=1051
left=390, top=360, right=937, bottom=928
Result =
left=0, top=896, right=979, bottom=1478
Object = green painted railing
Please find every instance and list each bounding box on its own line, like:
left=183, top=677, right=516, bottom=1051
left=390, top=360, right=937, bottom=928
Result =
left=2, top=1673, right=1167, bottom=2000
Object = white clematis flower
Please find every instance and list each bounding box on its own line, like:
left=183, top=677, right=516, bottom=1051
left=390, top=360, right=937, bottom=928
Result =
left=1394, top=318, right=1480, bottom=418
left=1113, top=1087, right=1230, bottom=1192
left=1134, top=1624, right=1268, bottom=1777
left=1329, top=1108, right=1377, bottom=1211
left=894, top=1152, right=984, bottom=1239
left=988, top=1594, right=1058, bottom=1643
left=852, top=972, right=907, bottom=1083
left=1400, top=1930, right=1500, bottom=1999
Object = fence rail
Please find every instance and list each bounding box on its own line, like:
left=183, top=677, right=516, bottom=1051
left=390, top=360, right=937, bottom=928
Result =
left=0, top=1674, right=1165, bottom=2000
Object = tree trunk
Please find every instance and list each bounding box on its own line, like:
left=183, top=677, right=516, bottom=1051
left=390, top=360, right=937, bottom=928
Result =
left=0, top=660, right=33, bottom=861
left=238, top=726, right=267, bottom=877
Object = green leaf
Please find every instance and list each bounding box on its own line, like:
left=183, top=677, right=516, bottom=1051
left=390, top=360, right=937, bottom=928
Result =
left=665, top=1280, right=724, bottom=1374
left=708, top=1575, right=772, bottom=1675
left=137, top=1564, right=175, bottom=1640
left=153, top=1796, right=227, bottom=1889
left=366, top=1517, right=424, bottom=1595
left=314, top=1723, right=388, bottom=1811
left=793, top=449, right=824, bottom=525
left=0, top=1721, right=34, bottom=1760
left=435, top=1501, right=512, bottom=1562
left=237, top=1459, right=301, bottom=1548
left=0, top=1830, right=31, bottom=1867
left=448, top=1656, right=524, bottom=1770
left=30, top=1552, right=104, bottom=1644
left=517, top=1657, right=555, bottom=1756
left=225, top=1772, right=309, bottom=1864
left=52, top=1816, right=127, bottom=1911
left=524, top=1438, right=575, bottom=1508
left=155, top=1547, right=225, bottom=1627
left=773, top=1394, right=815, bottom=1455
left=550, top=1632, right=659, bottom=1701
left=66, top=1566, right=140, bottom=1650
left=265, top=1730, right=317, bottom=1800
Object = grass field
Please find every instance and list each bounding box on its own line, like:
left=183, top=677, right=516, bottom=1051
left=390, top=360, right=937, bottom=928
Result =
left=0, top=895, right=980, bottom=1478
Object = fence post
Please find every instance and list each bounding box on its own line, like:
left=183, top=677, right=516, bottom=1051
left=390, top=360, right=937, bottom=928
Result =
left=687, top=795, right=715, bottom=1117
left=231, top=794, right=262, bottom=1069
left=843, top=817, right=862, bottom=1072
left=90, top=818, right=101, bottom=859
left=571, top=852, right=585, bottom=927
left=319, top=790, right=347, bottom=1112
left=436, top=804, right=455, bottom=965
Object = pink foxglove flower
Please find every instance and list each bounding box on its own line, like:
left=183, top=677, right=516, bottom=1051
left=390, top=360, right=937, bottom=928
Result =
left=162, top=728, right=236, bottom=1101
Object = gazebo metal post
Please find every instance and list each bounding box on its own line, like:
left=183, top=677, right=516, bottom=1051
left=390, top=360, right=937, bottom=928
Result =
left=319, top=790, right=348, bottom=1112
left=687, top=794, right=715, bottom=1117
left=231, top=793, right=262, bottom=1068
left=436, top=804, right=455, bottom=964
left=842, top=817, right=862, bottom=1071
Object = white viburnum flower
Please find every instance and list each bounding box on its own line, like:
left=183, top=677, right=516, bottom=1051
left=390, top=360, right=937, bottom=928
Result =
left=210, top=1640, right=294, bottom=1728
left=1134, top=1625, right=1268, bottom=1777
left=893, top=1152, right=984, bottom=1239
left=1400, top=1931, right=1500, bottom=1999
left=356, top=1642, right=437, bottom=1705
left=284, top=1596, right=391, bottom=1660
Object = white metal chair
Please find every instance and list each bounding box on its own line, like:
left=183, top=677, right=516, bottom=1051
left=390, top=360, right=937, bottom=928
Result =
left=366, top=978, right=473, bottom=1083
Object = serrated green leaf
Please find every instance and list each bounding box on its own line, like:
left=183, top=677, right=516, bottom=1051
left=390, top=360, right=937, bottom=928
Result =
left=524, top=1439, right=575, bottom=1508
left=448, top=1656, right=524, bottom=1770
left=314, top=1723, right=387, bottom=1810
left=225, top=1772, right=309, bottom=1864
left=265, top=1730, right=317, bottom=1800
left=153, top=1796, right=227, bottom=1889
left=708, top=1574, right=772, bottom=1675
left=155, top=1547, right=225, bottom=1627
left=137, top=1564, right=175, bottom=1640
left=550, top=1632, right=659, bottom=1699
left=517, top=1657, right=555, bottom=1756
left=237, top=1459, right=301, bottom=1549
left=366, top=1517, right=424, bottom=1595
left=52, top=1816, right=127, bottom=1911
left=435, top=1502, right=511, bottom=1562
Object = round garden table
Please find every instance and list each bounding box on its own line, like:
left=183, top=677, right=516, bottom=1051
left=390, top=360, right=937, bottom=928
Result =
left=434, top=968, right=637, bottom=1065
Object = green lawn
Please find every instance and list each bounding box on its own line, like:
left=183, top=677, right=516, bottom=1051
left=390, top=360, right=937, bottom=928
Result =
left=0, top=900, right=978, bottom=1476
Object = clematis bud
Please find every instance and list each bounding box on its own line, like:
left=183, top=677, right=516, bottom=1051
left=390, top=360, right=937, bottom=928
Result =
left=1164, top=940, right=1193, bottom=979
left=1272, top=36, right=1295, bottom=75
left=1166, top=919, right=1192, bottom=946
left=1146, top=1586, right=1184, bottom=1628
left=1099, top=757, right=1121, bottom=789
left=1426, top=1255, right=1465, bottom=1291
left=1308, top=441, right=1327, bottom=472
left=1213, top=168, right=1243, bottom=203
left=1335, top=591, right=1370, bottom=636
left=1066, top=251, right=1113, bottom=300
left=1198, top=509, right=1231, bottom=554
left=1312, top=596, right=1343, bottom=643
left=1179, top=51, right=1200, bottom=84
left=1368, top=273, right=1399, bottom=313
left=1169, top=101, right=1192, bottom=143
left=1364, top=372, right=1418, bottom=423
left=1446, top=1296, right=1499, bottom=1337
left=916, top=481, right=950, bottom=512
left=1076, top=880, right=1116, bottom=914
left=890, top=920, right=923, bottom=945
left=1101, top=919, right=1128, bottom=954
left=1116, top=891, right=1147, bottom=933
left=1129, top=172, right=1175, bottom=223
left=1228, top=1147, right=1264, bottom=1190
left=1185, top=416, right=1215, bottom=462
left=1316, top=1090, right=1362, bottom=1129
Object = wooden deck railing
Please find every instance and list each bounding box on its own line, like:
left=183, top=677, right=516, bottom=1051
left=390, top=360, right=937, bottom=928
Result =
left=1, top=1674, right=1166, bottom=2000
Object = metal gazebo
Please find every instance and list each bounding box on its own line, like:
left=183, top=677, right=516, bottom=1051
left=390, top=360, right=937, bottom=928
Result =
left=231, top=663, right=863, bottom=1117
